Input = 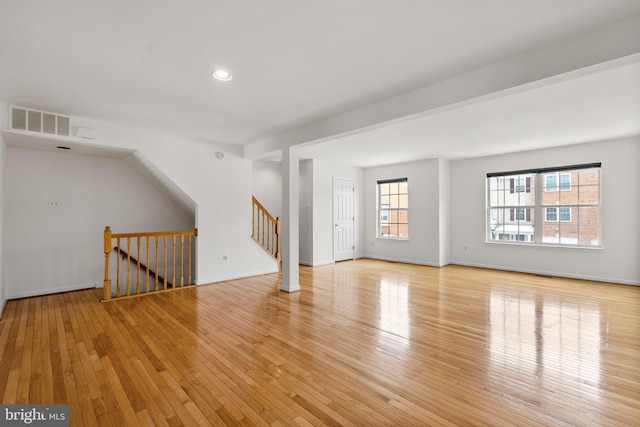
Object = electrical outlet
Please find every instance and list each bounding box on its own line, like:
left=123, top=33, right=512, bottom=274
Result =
left=48, top=200, right=60, bottom=208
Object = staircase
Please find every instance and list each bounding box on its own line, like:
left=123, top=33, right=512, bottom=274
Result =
left=251, top=196, right=280, bottom=261
left=113, top=246, right=172, bottom=289
left=103, top=227, right=197, bottom=301
left=103, top=198, right=276, bottom=301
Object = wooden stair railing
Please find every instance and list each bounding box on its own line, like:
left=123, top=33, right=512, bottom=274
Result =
left=113, top=246, right=172, bottom=289
left=103, top=227, right=197, bottom=301
left=252, top=196, right=280, bottom=261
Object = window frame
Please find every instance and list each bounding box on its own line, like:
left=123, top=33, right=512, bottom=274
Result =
left=376, top=178, right=409, bottom=239
left=487, top=163, right=601, bottom=248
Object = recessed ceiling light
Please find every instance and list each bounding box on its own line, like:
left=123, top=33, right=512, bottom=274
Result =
left=212, top=70, right=232, bottom=81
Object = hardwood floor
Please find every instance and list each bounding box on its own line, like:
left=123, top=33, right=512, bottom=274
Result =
left=1, top=260, right=639, bottom=426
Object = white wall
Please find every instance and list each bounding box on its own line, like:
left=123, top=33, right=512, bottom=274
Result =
left=74, top=118, right=278, bottom=284
left=299, top=160, right=313, bottom=264
left=438, top=158, right=451, bottom=266
left=363, top=158, right=443, bottom=266
left=450, top=137, right=640, bottom=284
left=0, top=105, right=5, bottom=315
left=4, top=147, right=196, bottom=298
left=2, top=106, right=280, bottom=297
left=252, top=160, right=282, bottom=218
left=251, top=158, right=364, bottom=266
left=311, top=159, right=364, bottom=266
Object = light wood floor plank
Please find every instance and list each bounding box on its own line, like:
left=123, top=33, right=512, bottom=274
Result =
left=1, top=260, right=640, bottom=425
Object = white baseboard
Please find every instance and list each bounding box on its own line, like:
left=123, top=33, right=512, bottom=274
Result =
left=197, top=267, right=280, bottom=285
left=300, top=259, right=336, bottom=267
left=0, top=298, right=6, bottom=319
left=312, top=259, right=335, bottom=267
left=451, top=260, right=640, bottom=286
left=7, top=283, right=99, bottom=300
left=364, top=255, right=442, bottom=267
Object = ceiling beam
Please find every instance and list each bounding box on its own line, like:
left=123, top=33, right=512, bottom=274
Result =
left=243, top=14, right=640, bottom=160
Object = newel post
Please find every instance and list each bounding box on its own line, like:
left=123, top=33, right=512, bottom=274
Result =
left=103, top=226, right=112, bottom=300
left=275, top=217, right=281, bottom=261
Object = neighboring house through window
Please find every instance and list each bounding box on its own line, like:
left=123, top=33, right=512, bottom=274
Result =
left=487, top=163, right=601, bottom=246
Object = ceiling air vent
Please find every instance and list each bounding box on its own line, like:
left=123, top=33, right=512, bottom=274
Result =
left=10, top=106, right=70, bottom=137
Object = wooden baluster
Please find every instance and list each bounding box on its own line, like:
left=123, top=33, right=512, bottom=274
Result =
left=172, top=235, right=177, bottom=287
left=155, top=236, right=159, bottom=291
left=258, top=208, right=262, bottom=247
left=187, top=235, right=192, bottom=285
left=258, top=200, right=261, bottom=242
left=136, top=237, right=141, bottom=294
left=163, top=236, right=168, bottom=289
left=179, top=235, right=184, bottom=287
left=103, top=226, right=112, bottom=300
left=171, top=234, right=176, bottom=288
left=270, top=217, right=273, bottom=255
left=271, top=218, right=275, bottom=256
left=145, top=236, right=150, bottom=293
left=116, top=237, right=121, bottom=297
left=252, top=200, right=256, bottom=238
left=126, top=237, right=131, bottom=296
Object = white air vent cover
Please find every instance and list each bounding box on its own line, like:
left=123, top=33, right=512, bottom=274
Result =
left=10, top=106, right=70, bottom=137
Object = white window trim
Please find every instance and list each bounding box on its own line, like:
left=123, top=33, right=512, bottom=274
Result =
left=487, top=164, right=601, bottom=248
left=376, top=179, right=409, bottom=240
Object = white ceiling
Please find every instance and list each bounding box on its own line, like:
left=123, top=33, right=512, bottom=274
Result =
left=1, top=1, right=639, bottom=167
left=299, top=62, right=640, bottom=166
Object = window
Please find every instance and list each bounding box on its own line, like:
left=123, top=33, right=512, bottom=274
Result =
left=545, top=207, right=557, bottom=222
left=377, top=178, right=408, bottom=238
left=379, top=205, right=390, bottom=224
left=510, top=177, right=531, bottom=193
left=488, top=164, right=601, bottom=247
left=545, top=207, right=571, bottom=222
left=511, top=208, right=531, bottom=221
left=545, top=172, right=571, bottom=191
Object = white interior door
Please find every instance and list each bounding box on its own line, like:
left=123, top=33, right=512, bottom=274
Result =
left=333, top=176, right=355, bottom=261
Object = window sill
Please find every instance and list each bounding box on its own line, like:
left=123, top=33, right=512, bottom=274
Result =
left=377, top=236, right=409, bottom=241
left=485, top=240, right=603, bottom=250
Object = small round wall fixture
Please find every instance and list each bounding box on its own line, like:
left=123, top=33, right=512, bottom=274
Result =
left=215, top=152, right=225, bottom=159
left=212, top=70, right=232, bottom=81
